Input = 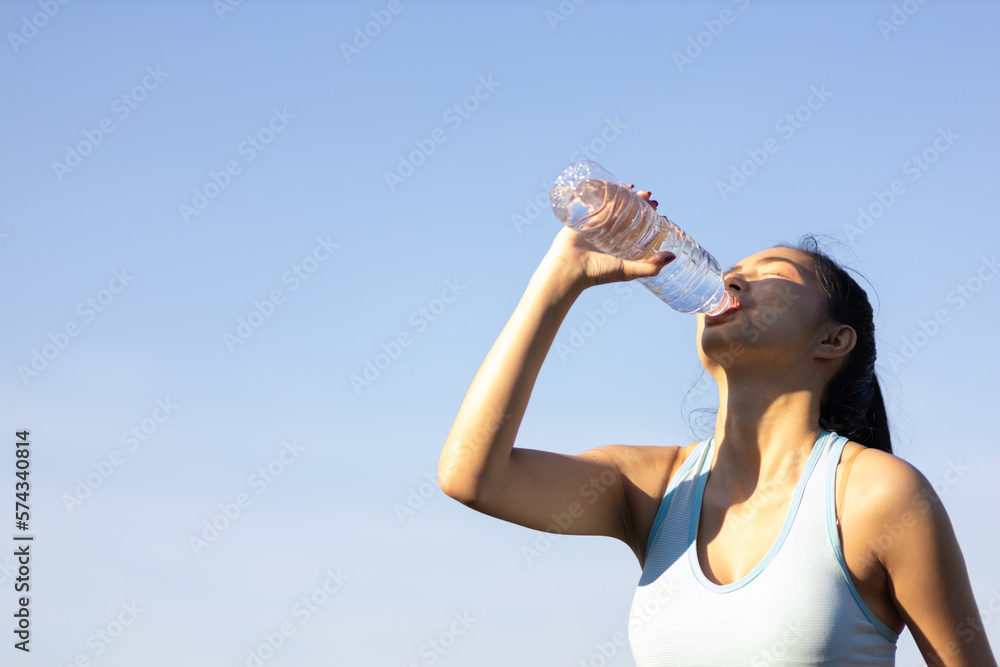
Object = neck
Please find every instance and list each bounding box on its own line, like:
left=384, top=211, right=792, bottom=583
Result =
left=709, top=365, right=826, bottom=499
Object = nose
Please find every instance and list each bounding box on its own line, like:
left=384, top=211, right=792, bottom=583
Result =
left=726, top=273, right=747, bottom=293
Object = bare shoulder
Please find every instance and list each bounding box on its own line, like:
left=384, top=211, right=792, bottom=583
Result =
left=842, top=443, right=935, bottom=503
left=838, top=442, right=946, bottom=537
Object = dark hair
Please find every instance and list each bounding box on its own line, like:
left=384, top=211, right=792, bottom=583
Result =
left=682, top=235, right=893, bottom=455
left=779, top=234, right=892, bottom=454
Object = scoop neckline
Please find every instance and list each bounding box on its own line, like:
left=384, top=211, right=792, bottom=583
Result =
left=687, top=430, right=833, bottom=593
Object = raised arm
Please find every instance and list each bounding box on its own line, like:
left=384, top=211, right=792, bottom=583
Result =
left=438, top=202, right=675, bottom=545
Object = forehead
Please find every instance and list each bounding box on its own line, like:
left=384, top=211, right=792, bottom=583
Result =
left=725, top=247, right=815, bottom=277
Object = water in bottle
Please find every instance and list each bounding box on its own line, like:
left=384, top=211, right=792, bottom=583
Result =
left=549, top=160, right=737, bottom=316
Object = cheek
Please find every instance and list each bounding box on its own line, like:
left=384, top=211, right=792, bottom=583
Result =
left=743, top=286, right=818, bottom=340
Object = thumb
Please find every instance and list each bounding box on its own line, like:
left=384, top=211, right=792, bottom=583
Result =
left=621, top=251, right=675, bottom=280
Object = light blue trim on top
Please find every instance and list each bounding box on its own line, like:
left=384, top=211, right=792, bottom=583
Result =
left=687, top=430, right=834, bottom=594
left=642, top=438, right=710, bottom=566
left=825, top=436, right=901, bottom=644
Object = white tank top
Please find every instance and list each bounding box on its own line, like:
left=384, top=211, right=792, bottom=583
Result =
left=628, top=429, right=898, bottom=665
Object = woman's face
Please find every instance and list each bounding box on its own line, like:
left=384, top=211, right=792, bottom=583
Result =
left=696, top=246, right=834, bottom=375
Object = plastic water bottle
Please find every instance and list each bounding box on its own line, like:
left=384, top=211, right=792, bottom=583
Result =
left=549, top=160, right=738, bottom=316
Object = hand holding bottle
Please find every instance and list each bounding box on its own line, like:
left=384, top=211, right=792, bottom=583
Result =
left=541, top=187, right=676, bottom=293
left=548, top=160, right=736, bottom=315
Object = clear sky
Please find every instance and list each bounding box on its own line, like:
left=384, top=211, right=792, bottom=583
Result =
left=2, top=1, right=998, bottom=665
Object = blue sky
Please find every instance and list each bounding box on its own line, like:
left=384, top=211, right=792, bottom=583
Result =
left=2, top=1, right=998, bottom=664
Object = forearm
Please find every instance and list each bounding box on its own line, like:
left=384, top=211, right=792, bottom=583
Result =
left=438, top=258, right=581, bottom=501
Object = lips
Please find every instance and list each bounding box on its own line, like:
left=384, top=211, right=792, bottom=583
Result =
left=706, top=295, right=741, bottom=320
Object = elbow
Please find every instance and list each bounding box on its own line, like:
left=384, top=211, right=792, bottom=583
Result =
left=437, top=465, right=482, bottom=507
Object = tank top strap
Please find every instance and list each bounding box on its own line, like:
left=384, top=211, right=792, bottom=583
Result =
left=784, top=429, right=848, bottom=532
left=642, top=437, right=713, bottom=563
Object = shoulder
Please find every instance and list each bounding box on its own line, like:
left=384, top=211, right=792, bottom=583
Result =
left=839, top=443, right=949, bottom=555
left=842, top=444, right=935, bottom=503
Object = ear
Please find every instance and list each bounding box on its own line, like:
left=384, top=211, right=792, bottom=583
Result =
left=816, top=323, right=856, bottom=361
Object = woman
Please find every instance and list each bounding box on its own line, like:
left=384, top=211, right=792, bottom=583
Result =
left=437, top=188, right=995, bottom=665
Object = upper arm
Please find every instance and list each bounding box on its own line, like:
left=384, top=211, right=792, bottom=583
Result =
left=870, top=457, right=997, bottom=666
left=459, top=444, right=632, bottom=542
left=450, top=444, right=663, bottom=547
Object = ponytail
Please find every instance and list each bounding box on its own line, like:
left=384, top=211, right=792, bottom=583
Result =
left=794, top=235, right=893, bottom=454
left=819, top=370, right=892, bottom=454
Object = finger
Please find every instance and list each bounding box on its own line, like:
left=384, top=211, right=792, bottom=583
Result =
left=620, top=251, right=675, bottom=280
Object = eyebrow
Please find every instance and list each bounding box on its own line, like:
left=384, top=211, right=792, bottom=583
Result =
left=724, top=256, right=808, bottom=277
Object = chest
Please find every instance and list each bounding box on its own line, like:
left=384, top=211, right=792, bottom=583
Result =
left=696, top=484, right=794, bottom=585
left=689, top=475, right=899, bottom=634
